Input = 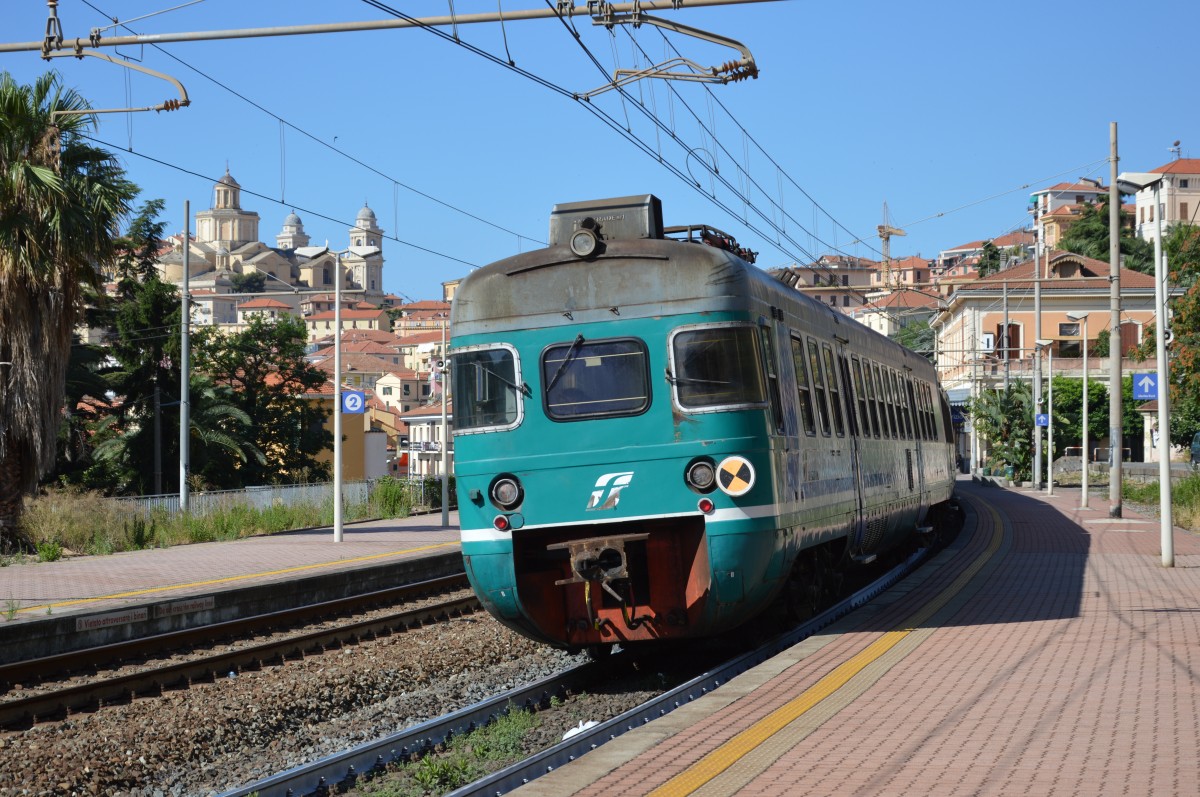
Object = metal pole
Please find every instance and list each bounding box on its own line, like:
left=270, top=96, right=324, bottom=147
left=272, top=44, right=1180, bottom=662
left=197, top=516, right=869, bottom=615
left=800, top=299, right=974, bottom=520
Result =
left=970, top=308, right=979, bottom=473
left=1033, top=277, right=1043, bottom=488
left=1047, top=347, right=1054, bottom=496
left=1002, top=281, right=1010, bottom=391
left=1080, top=316, right=1089, bottom=508
left=440, top=318, right=449, bottom=528
left=0, top=0, right=782, bottom=53
left=179, top=200, right=190, bottom=512
left=1108, top=122, right=1123, bottom=517
left=1153, top=184, right=1174, bottom=566
left=333, top=252, right=343, bottom=542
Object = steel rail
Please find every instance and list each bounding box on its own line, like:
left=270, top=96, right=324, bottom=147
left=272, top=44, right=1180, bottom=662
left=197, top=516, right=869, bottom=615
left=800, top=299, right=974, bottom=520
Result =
left=0, top=589, right=477, bottom=730
left=0, top=572, right=469, bottom=689
left=218, top=542, right=934, bottom=797
left=0, top=0, right=784, bottom=54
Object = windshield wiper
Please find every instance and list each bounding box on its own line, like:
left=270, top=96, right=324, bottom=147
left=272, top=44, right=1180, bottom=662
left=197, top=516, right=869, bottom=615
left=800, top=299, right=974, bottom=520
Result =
left=665, top=366, right=730, bottom=386
left=474, top=363, right=530, bottom=396
left=546, top=334, right=585, bottom=393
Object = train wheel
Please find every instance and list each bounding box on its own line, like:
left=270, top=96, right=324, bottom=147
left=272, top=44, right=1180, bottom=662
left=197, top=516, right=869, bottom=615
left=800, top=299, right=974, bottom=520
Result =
left=783, top=552, right=823, bottom=622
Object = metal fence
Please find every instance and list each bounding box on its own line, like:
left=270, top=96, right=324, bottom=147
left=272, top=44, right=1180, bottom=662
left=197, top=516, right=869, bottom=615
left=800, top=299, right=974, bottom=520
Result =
left=115, top=478, right=447, bottom=519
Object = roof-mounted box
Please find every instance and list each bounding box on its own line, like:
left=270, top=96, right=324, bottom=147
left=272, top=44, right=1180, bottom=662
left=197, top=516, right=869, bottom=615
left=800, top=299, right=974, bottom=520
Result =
left=549, top=194, right=664, bottom=245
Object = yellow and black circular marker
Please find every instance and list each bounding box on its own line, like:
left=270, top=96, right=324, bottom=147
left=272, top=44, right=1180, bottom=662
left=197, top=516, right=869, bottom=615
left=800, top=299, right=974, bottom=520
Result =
left=717, top=456, right=755, bottom=497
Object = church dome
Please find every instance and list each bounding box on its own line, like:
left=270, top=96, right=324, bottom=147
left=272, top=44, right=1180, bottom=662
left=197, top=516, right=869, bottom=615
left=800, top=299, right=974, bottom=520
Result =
left=217, top=169, right=240, bottom=187
left=356, top=203, right=377, bottom=224
left=284, top=211, right=302, bottom=227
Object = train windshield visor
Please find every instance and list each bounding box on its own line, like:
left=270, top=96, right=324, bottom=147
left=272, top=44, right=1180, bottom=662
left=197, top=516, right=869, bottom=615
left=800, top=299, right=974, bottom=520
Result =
left=542, top=338, right=650, bottom=420
left=453, top=347, right=522, bottom=430
left=670, top=325, right=767, bottom=409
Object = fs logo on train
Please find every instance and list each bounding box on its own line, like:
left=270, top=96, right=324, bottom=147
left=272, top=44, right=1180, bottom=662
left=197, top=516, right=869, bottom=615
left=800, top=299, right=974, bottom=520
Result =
left=587, top=471, right=634, bottom=510
left=717, top=456, right=755, bottom=497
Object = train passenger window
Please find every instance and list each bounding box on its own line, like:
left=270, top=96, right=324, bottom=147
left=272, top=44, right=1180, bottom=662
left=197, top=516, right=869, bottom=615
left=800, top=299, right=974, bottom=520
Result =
left=670, top=325, right=767, bottom=410
left=758, top=326, right=786, bottom=434
left=790, top=336, right=816, bottom=435
left=893, top=371, right=912, bottom=438
left=871, top=364, right=892, bottom=438
left=453, top=346, right=523, bottom=431
left=906, top=378, right=923, bottom=440
left=922, top=384, right=936, bottom=440
left=807, top=338, right=831, bottom=436
left=863, top=360, right=882, bottom=437
left=838, top=353, right=858, bottom=437
left=543, top=337, right=649, bottom=421
left=852, top=357, right=874, bottom=437
left=823, top=344, right=845, bottom=437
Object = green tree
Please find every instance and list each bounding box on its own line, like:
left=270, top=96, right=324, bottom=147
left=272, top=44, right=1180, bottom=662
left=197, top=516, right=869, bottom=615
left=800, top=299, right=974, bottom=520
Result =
left=100, top=200, right=185, bottom=495
left=193, top=316, right=332, bottom=485
left=229, top=272, right=266, bottom=293
left=893, top=319, right=935, bottom=360
left=0, top=72, right=137, bottom=551
left=978, top=240, right=1002, bottom=277
left=1058, top=197, right=1154, bottom=273
left=1162, top=224, right=1200, bottom=446
left=967, top=382, right=1035, bottom=481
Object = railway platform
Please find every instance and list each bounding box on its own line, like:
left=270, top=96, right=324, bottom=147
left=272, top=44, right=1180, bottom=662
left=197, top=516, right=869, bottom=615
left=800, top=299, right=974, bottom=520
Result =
left=518, top=478, right=1200, bottom=797
left=0, top=513, right=461, bottom=664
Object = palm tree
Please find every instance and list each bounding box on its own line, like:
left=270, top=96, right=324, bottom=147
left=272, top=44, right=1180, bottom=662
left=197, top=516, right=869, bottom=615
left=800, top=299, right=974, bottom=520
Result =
left=0, top=72, right=137, bottom=551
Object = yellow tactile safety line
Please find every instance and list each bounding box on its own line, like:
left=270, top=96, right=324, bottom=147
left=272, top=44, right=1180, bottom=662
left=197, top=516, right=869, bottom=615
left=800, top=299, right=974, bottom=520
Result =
left=649, top=496, right=1002, bottom=797
left=17, top=541, right=460, bottom=615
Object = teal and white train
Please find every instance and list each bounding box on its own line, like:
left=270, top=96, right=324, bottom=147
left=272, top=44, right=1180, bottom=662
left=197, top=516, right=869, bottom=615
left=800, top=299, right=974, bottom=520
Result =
left=450, top=195, right=956, bottom=652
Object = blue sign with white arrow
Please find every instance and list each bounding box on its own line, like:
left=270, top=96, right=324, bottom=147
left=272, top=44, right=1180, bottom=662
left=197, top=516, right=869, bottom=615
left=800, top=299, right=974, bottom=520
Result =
left=1035, top=413, right=1050, bottom=427
left=1133, top=373, right=1158, bottom=401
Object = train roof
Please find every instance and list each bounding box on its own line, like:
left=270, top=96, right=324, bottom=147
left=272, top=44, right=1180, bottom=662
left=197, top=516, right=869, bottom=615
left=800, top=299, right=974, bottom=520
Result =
left=451, top=196, right=928, bottom=373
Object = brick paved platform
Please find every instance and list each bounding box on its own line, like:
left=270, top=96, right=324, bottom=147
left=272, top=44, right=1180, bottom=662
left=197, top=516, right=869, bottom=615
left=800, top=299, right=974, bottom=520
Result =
left=517, top=479, right=1200, bottom=797
left=0, top=513, right=461, bottom=662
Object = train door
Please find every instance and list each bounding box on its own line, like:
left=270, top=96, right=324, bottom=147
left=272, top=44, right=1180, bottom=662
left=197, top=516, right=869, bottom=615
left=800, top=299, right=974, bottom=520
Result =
left=905, top=373, right=928, bottom=522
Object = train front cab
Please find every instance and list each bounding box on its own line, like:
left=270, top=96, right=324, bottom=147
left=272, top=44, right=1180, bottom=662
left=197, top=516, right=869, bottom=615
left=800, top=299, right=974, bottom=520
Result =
left=453, top=310, right=788, bottom=650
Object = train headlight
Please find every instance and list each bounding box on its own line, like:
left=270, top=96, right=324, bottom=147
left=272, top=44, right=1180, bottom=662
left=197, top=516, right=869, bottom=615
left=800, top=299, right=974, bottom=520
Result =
left=685, top=458, right=717, bottom=493
left=569, top=227, right=601, bottom=258
left=489, top=474, right=524, bottom=510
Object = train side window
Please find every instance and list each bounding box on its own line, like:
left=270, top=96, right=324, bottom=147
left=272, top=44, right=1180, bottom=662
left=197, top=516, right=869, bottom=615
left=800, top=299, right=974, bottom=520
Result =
left=921, top=383, right=933, bottom=440
left=758, top=325, right=786, bottom=434
left=542, top=337, right=650, bottom=421
left=938, top=391, right=953, bottom=442
left=893, top=371, right=912, bottom=439
left=882, top=367, right=900, bottom=438
left=906, top=378, right=924, bottom=440
left=790, top=335, right=816, bottom=435
left=670, top=324, right=766, bottom=410
left=864, top=360, right=883, bottom=438
left=921, top=384, right=931, bottom=439
left=807, top=338, right=831, bottom=436
left=851, top=356, right=871, bottom=437
left=453, top=345, right=523, bottom=432
left=872, top=363, right=892, bottom=438
left=823, top=344, right=845, bottom=437
left=838, top=353, right=859, bottom=437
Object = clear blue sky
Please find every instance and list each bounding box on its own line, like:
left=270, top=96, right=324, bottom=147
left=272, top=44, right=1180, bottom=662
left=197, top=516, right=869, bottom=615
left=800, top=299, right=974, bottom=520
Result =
left=3, top=1, right=1197, bottom=301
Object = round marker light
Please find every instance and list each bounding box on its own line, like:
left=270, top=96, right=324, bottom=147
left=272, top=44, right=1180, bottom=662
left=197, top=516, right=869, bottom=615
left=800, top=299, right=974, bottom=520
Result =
left=698, top=497, right=715, bottom=514
left=686, top=460, right=716, bottom=492
left=569, top=228, right=600, bottom=258
left=490, top=475, right=523, bottom=510
left=493, top=515, right=510, bottom=531
left=716, top=455, right=756, bottom=497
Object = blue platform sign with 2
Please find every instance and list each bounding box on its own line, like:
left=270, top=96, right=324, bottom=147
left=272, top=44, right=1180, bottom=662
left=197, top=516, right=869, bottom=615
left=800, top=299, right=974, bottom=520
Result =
left=342, top=391, right=366, bottom=414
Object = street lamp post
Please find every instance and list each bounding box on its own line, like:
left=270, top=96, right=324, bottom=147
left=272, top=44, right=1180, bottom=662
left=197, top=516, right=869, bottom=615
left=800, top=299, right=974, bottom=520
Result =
left=1067, top=312, right=1089, bottom=508
left=1117, top=172, right=1173, bottom=567
left=1037, top=338, right=1054, bottom=495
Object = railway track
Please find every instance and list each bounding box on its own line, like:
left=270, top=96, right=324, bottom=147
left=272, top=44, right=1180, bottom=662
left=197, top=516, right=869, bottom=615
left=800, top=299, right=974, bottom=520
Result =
left=0, top=573, right=476, bottom=730
left=216, top=542, right=933, bottom=797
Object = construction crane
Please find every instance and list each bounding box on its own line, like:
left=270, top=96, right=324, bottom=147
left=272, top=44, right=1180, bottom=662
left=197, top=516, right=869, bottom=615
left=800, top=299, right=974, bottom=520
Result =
left=877, top=202, right=906, bottom=287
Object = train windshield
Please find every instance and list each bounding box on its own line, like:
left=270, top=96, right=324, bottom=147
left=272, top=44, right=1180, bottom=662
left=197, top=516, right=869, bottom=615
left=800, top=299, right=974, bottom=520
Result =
left=452, top=346, right=523, bottom=431
left=542, top=337, right=650, bottom=420
left=670, top=325, right=767, bottom=409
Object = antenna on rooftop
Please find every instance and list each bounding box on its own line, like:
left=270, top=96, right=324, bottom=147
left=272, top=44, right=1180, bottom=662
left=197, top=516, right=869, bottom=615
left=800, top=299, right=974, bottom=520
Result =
left=1170, top=140, right=1182, bottom=160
